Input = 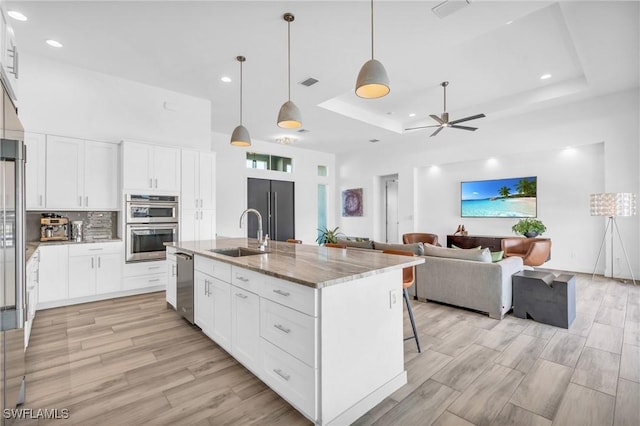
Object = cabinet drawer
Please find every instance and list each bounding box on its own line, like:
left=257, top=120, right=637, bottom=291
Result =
left=194, top=255, right=231, bottom=282
left=166, top=246, right=177, bottom=260
left=261, top=299, right=316, bottom=368
left=124, top=260, right=166, bottom=277
left=123, top=273, right=166, bottom=290
left=231, top=266, right=263, bottom=294
left=261, top=339, right=316, bottom=420
left=68, top=241, right=122, bottom=256
left=262, top=276, right=317, bottom=317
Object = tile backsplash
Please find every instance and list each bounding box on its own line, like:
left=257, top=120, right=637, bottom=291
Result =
left=27, top=211, right=118, bottom=242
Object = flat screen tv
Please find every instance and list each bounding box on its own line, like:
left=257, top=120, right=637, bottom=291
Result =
left=461, top=176, right=537, bottom=218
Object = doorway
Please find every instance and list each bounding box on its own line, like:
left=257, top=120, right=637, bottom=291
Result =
left=382, top=174, right=399, bottom=243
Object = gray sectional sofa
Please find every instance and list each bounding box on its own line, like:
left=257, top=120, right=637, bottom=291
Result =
left=336, top=239, right=524, bottom=319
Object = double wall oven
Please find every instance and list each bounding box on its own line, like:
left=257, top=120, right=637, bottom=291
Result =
left=125, top=194, right=179, bottom=262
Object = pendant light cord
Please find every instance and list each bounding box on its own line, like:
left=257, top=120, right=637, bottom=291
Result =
left=239, top=60, right=243, bottom=125
left=288, top=19, right=291, bottom=101
left=370, top=0, right=374, bottom=60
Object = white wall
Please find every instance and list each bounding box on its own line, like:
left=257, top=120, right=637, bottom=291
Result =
left=336, top=89, right=640, bottom=278
left=213, top=131, right=336, bottom=245
left=416, top=143, right=604, bottom=273
left=18, top=53, right=211, bottom=149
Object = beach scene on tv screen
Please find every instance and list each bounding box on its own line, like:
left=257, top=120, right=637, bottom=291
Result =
left=461, top=176, right=537, bottom=217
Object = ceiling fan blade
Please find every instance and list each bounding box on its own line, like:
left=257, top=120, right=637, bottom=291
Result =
left=450, top=124, right=478, bottom=131
left=429, top=114, right=444, bottom=124
left=430, top=127, right=444, bottom=137
left=404, top=125, right=440, bottom=131
left=449, top=113, right=486, bottom=125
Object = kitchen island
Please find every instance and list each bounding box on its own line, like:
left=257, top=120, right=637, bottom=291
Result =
left=167, top=238, right=424, bottom=426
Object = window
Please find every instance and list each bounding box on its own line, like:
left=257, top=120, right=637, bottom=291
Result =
left=246, top=152, right=292, bottom=173
left=317, top=165, right=328, bottom=177
left=317, top=184, right=327, bottom=241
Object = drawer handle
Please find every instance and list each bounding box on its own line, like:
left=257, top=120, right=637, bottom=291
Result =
left=273, top=324, right=291, bottom=334
left=148, top=278, right=161, bottom=283
left=148, top=266, right=161, bottom=270
left=235, top=293, right=248, bottom=299
left=273, top=368, right=291, bottom=381
left=273, top=289, right=290, bottom=297
left=88, top=248, right=104, bottom=251
left=237, top=276, right=249, bottom=282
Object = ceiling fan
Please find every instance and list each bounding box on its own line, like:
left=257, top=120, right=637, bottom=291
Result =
left=405, top=81, right=486, bottom=137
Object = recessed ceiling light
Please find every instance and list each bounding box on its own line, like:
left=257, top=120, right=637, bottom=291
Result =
left=221, top=76, right=231, bottom=83
left=540, top=73, right=552, bottom=80
left=505, top=20, right=513, bottom=25
left=8, top=11, right=27, bottom=21
left=409, top=113, right=416, bottom=117
left=46, top=39, right=63, bottom=48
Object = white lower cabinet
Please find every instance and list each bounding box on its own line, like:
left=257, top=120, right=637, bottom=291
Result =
left=123, top=260, right=167, bottom=291
left=25, top=250, right=40, bottom=348
left=194, top=259, right=231, bottom=352
left=166, top=247, right=177, bottom=308
left=68, top=242, right=123, bottom=298
left=38, top=245, right=69, bottom=304
left=193, top=255, right=318, bottom=421
left=231, top=284, right=261, bottom=372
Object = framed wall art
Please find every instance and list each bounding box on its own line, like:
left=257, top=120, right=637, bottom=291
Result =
left=342, top=188, right=363, bottom=217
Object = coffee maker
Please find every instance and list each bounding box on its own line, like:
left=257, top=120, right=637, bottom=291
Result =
left=40, top=213, right=69, bottom=242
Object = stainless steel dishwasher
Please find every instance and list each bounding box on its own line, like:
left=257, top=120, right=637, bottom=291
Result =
left=176, top=253, right=194, bottom=324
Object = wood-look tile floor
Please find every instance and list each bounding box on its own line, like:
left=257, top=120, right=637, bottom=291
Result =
left=13, top=272, right=640, bottom=425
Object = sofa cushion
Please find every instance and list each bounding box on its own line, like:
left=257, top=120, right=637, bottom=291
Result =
left=424, top=243, right=491, bottom=263
left=337, top=239, right=374, bottom=249
left=491, top=251, right=504, bottom=262
left=374, top=241, right=424, bottom=256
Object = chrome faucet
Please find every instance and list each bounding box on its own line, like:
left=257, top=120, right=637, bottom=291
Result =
left=239, top=208, right=266, bottom=249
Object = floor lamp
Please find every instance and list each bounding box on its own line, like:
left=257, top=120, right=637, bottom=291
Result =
left=590, top=193, right=637, bottom=285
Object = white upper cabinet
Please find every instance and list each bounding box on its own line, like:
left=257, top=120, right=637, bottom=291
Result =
left=25, top=132, right=46, bottom=210
left=122, top=141, right=180, bottom=193
left=181, top=149, right=216, bottom=241
left=45, top=135, right=119, bottom=210
left=84, top=142, right=119, bottom=209
left=45, top=136, right=84, bottom=209
left=0, top=7, right=19, bottom=103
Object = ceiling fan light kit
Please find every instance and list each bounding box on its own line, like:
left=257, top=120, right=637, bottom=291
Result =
left=405, top=81, right=486, bottom=137
left=355, top=0, right=390, bottom=99
left=230, top=55, right=252, bottom=147
left=277, top=12, right=302, bottom=129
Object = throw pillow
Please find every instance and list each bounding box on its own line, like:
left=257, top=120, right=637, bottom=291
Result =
left=423, top=243, right=492, bottom=263
left=451, top=244, right=482, bottom=250
left=374, top=241, right=424, bottom=256
left=337, top=238, right=374, bottom=250
left=491, top=251, right=504, bottom=262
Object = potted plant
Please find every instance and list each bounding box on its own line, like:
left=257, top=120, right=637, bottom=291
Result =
left=316, top=226, right=343, bottom=245
left=512, top=218, right=547, bottom=238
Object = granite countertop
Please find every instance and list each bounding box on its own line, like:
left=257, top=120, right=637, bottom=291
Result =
left=168, top=238, right=424, bottom=289
left=25, top=239, right=123, bottom=263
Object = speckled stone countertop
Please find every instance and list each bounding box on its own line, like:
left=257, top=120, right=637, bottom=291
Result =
left=25, top=239, right=123, bottom=263
left=167, top=238, right=424, bottom=289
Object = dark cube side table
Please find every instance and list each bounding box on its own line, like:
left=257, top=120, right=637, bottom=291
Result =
left=512, top=270, right=576, bottom=329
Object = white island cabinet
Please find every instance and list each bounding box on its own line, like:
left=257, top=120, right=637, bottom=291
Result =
left=182, top=238, right=420, bottom=425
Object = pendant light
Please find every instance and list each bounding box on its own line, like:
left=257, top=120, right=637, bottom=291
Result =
left=355, top=0, right=390, bottom=99
left=277, top=13, right=302, bottom=129
left=230, top=55, right=251, bottom=147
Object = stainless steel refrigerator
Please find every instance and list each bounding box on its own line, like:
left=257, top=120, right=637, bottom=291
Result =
left=0, top=81, right=26, bottom=422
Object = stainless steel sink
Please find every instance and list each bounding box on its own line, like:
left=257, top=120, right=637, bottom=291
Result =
left=209, top=247, right=268, bottom=257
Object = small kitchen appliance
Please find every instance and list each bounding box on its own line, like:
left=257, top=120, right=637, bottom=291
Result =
left=40, top=213, right=69, bottom=242
left=71, top=220, right=83, bottom=242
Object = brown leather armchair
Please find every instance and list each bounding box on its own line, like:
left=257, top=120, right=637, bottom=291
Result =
left=402, top=233, right=439, bottom=246
left=501, top=238, right=551, bottom=267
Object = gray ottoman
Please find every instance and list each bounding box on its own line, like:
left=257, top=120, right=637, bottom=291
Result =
left=512, top=270, right=576, bottom=328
